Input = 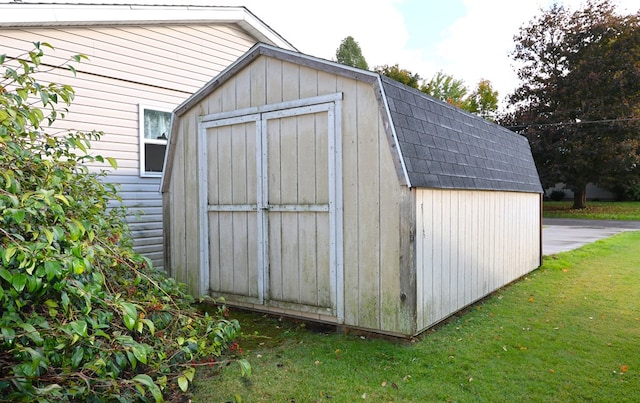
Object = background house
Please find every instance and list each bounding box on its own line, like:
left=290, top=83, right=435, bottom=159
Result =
left=545, top=183, right=615, bottom=201
left=162, top=44, right=543, bottom=336
left=0, top=2, right=295, bottom=270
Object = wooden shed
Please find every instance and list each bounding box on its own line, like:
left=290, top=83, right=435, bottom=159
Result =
left=161, top=44, right=543, bottom=337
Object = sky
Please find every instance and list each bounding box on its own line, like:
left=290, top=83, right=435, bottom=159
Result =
left=214, top=0, right=639, bottom=108
left=5, top=0, right=639, bottom=108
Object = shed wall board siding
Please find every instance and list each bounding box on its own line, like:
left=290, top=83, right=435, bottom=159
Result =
left=1, top=23, right=265, bottom=272
left=415, top=189, right=540, bottom=331
left=165, top=106, right=203, bottom=289
left=336, top=78, right=407, bottom=333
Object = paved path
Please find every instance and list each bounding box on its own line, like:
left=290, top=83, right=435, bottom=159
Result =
left=543, top=218, right=640, bottom=255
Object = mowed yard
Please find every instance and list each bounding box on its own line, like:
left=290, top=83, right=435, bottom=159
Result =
left=193, top=202, right=640, bottom=402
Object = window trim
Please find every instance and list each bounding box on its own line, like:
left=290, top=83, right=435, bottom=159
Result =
left=139, top=104, right=173, bottom=178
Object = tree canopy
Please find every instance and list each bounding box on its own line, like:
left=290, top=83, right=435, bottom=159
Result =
left=465, top=79, right=499, bottom=121
left=335, top=36, right=369, bottom=70
left=421, top=71, right=468, bottom=108
left=374, top=64, right=422, bottom=89
left=502, top=0, right=640, bottom=208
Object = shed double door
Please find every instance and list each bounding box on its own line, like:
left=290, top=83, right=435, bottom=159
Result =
left=201, top=97, right=342, bottom=318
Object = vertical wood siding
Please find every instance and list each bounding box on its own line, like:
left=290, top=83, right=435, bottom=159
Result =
left=1, top=24, right=258, bottom=271
left=164, top=106, right=203, bottom=291
left=336, top=79, right=408, bottom=334
left=415, top=189, right=541, bottom=331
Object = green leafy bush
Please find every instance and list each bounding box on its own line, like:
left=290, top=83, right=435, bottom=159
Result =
left=0, top=42, right=249, bottom=402
left=549, top=189, right=566, bottom=201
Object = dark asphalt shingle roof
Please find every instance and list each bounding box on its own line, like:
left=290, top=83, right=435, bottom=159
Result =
left=380, top=75, right=542, bottom=193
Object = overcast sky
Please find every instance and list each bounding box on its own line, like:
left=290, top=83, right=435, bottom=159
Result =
left=5, top=0, right=639, bottom=108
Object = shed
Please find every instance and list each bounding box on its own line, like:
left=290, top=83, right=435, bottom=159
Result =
left=161, top=43, right=543, bottom=337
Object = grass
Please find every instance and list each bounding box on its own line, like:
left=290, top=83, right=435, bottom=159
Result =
left=543, top=201, right=640, bottom=220
left=193, top=231, right=640, bottom=402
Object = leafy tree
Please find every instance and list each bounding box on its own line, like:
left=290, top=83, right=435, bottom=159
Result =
left=0, top=43, right=248, bottom=401
left=335, top=36, right=369, bottom=69
left=503, top=0, right=640, bottom=208
left=376, top=66, right=499, bottom=120
left=375, top=64, right=421, bottom=89
left=465, top=79, right=499, bottom=121
left=421, top=71, right=468, bottom=108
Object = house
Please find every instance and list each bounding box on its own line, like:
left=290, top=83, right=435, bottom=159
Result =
left=162, top=43, right=543, bottom=337
left=545, top=183, right=615, bottom=201
left=0, top=2, right=295, bottom=270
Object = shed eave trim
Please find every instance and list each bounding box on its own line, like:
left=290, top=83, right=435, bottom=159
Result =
left=376, top=76, right=412, bottom=188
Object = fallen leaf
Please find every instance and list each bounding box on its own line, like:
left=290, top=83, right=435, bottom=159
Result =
left=549, top=369, right=555, bottom=373
left=391, top=382, right=398, bottom=389
left=403, top=375, right=412, bottom=382
left=362, top=393, right=367, bottom=399
left=314, top=360, right=321, bottom=366
left=381, top=381, right=387, bottom=387
left=529, top=297, right=535, bottom=303
left=621, top=365, right=629, bottom=373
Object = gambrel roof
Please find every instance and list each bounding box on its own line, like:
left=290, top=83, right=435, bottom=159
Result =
left=166, top=43, right=542, bottom=194
left=380, top=76, right=542, bottom=193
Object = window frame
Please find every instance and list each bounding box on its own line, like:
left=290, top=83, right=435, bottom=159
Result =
left=139, top=104, right=173, bottom=178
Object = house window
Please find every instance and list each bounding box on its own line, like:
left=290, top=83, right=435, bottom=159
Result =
left=140, top=106, right=172, bottom=177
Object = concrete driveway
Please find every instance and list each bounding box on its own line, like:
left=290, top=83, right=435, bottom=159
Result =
left=543, top=218, right=640, bottom=255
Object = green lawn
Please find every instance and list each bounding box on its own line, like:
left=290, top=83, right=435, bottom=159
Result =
left=544, top=201, right=640, bottom=220
left=193, top=231, right=640, bottom=402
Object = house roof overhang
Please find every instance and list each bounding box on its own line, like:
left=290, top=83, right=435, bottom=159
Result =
left=0, top=3, right=296, bottom=50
